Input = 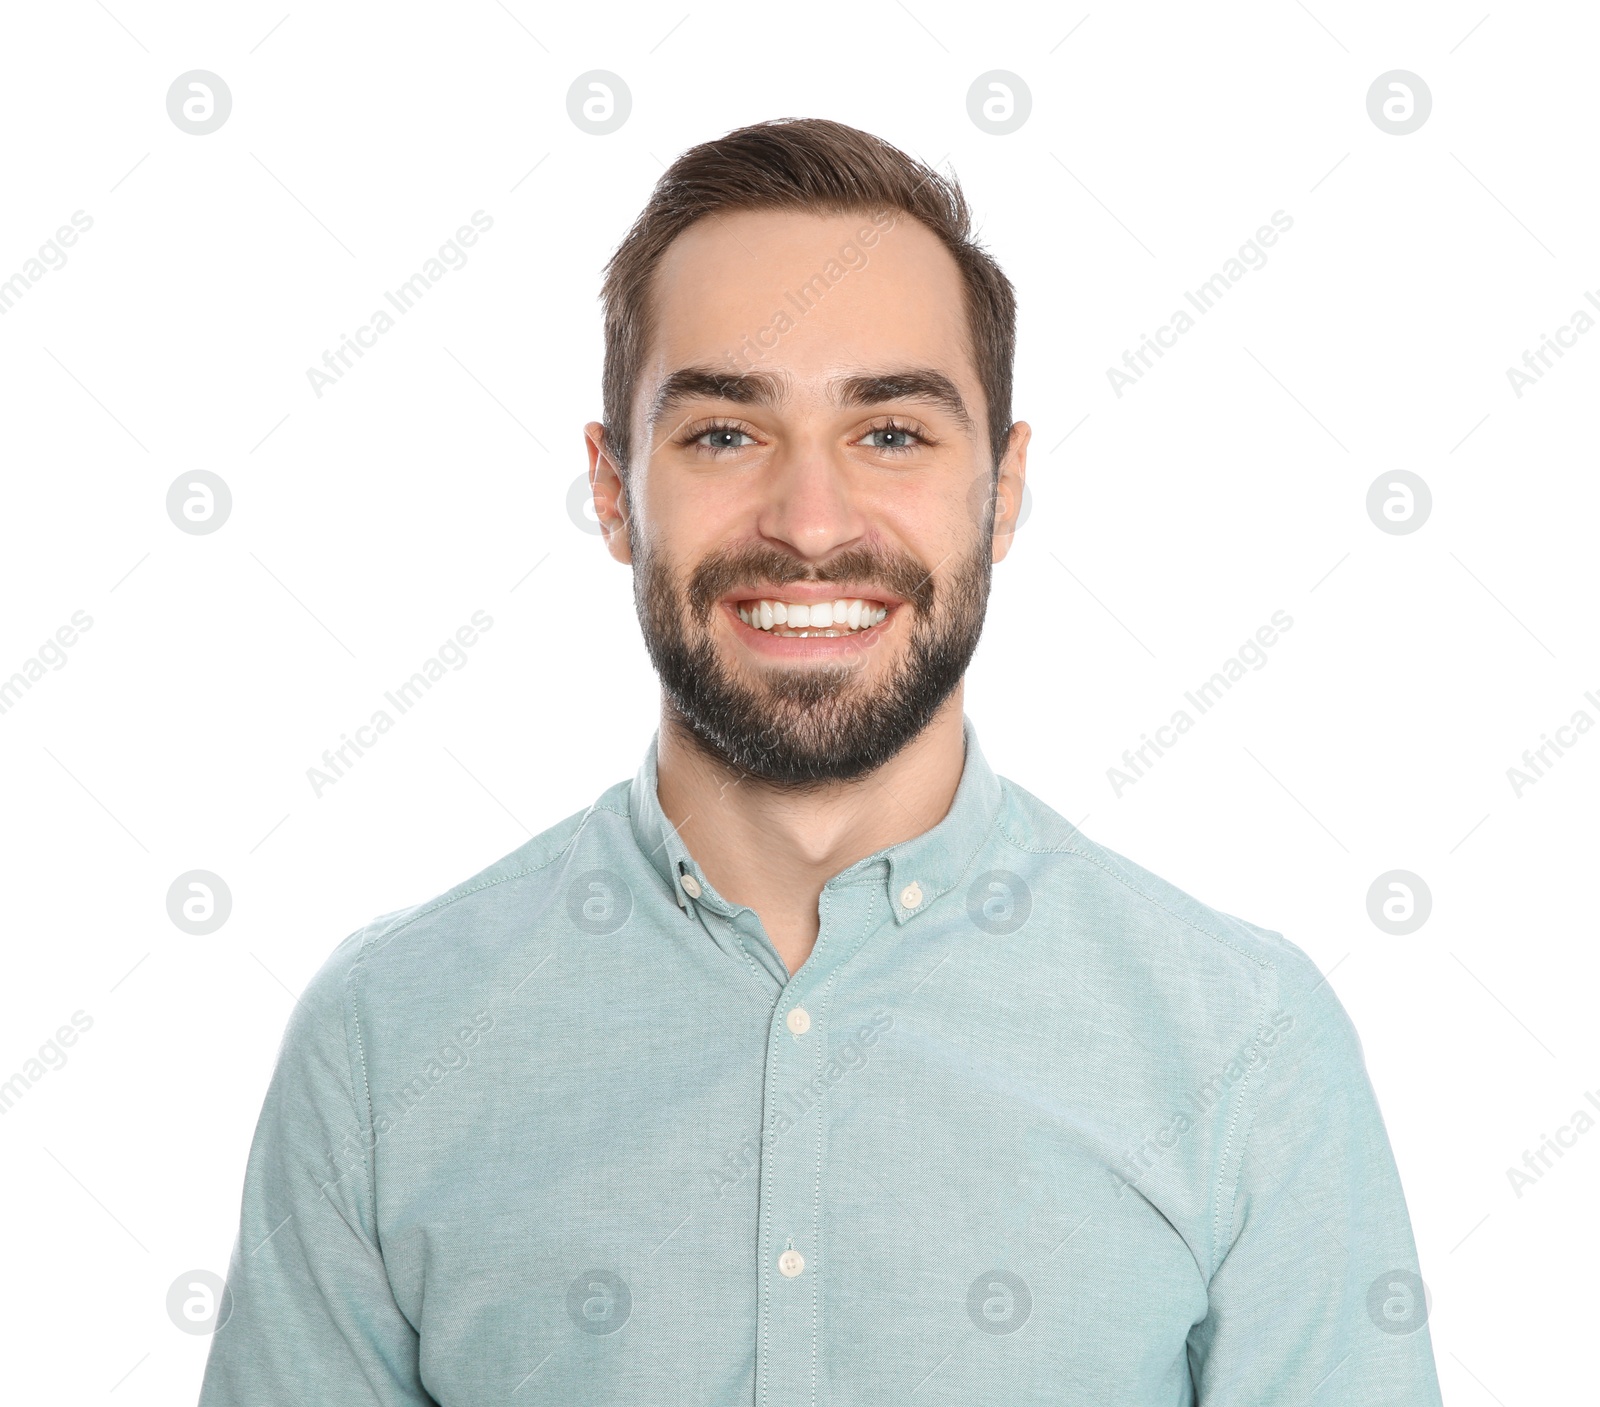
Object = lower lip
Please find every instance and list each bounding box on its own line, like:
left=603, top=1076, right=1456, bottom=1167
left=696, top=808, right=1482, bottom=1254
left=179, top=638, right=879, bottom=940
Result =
left=721, top=601, right=895, bottom=658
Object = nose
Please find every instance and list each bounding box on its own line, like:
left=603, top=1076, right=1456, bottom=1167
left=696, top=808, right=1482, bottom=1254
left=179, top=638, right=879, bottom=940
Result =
left=753, top=437, right=870, bottom=565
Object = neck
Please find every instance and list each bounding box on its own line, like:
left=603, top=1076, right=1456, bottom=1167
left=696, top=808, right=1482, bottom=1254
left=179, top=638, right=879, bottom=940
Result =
left=654, top=690, right=968, bottom=976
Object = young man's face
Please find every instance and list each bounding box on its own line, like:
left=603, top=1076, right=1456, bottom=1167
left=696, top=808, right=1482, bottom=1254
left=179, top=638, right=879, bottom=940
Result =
left=586, top=208, right=1029, bottom=786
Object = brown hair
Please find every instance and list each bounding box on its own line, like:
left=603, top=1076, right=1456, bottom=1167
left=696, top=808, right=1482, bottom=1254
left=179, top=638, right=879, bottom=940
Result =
left=599, top=117, right=1017, bottom=476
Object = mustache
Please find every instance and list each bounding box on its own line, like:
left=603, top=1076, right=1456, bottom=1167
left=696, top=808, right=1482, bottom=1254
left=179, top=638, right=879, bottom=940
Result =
left=685, top=545, right=939, bottom=618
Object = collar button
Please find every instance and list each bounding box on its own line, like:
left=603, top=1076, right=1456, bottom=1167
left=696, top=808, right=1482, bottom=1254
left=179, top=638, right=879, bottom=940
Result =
left=899, top=881, right=924, bottom=910
left=679, top=872, right=703, bottom=899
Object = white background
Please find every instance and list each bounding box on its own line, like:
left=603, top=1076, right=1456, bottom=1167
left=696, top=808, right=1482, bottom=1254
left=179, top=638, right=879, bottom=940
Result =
left=2, top=1, right=1595, bottom=1401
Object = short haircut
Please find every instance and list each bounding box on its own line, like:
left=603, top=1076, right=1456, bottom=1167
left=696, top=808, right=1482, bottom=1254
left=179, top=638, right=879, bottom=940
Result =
left=599, top=117, right=1017, bottom=476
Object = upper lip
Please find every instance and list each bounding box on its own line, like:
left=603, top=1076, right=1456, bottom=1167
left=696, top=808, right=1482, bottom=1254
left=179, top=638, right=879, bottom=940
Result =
left=721, top=585, right=905, bottom=608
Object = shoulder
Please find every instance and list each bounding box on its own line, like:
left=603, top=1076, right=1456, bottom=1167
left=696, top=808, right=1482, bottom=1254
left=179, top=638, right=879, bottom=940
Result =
left=303, top=778, right=635, bottom=1007
left=992, top=776, right=1370, bottom=1098
left=991, top=775, right=1337, bottom=1026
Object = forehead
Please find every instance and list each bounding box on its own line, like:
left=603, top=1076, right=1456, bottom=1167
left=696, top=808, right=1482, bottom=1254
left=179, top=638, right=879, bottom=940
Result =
left=643, top=208, right=974, bottom=401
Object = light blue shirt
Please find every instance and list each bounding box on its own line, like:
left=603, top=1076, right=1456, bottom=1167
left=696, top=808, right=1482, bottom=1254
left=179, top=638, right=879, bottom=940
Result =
left=200, top=717, right=1442, bottom=1404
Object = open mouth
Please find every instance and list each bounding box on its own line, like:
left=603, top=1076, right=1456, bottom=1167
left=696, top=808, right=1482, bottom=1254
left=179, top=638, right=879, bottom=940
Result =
left=732, top=596, right=892, bottom=639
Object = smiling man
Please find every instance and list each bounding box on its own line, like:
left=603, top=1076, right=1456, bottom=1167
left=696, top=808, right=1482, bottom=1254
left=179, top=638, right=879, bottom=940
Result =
left=200, top=119, right=1443, bottom=1406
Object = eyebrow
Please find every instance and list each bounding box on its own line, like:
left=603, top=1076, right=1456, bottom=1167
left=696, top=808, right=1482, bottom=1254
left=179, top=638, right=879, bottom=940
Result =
left=836, top=371, right=975, bottom=430
left=648, top=368, right=788, bottom=427
left=647, top=366, right=975, bottom=434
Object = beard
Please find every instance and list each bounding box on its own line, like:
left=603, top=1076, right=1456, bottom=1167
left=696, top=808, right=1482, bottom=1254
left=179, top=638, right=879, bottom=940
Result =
left=632, top=531, right=992, bottom=788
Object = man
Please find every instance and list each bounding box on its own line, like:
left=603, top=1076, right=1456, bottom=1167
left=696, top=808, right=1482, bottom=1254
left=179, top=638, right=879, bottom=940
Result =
left=200, top=118, right=1443, bottom=1405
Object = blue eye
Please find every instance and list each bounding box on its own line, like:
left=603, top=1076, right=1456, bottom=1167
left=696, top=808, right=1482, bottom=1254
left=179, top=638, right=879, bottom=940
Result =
left=689, top=425, right=756, bottom=452
left=860, top=421, right=927, bottom=454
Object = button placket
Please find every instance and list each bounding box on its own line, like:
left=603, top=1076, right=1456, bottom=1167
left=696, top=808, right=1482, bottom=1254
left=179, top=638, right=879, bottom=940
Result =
left=758, top=989, right=820, bottom=1399
left=754, top=879, right=885, bottom=1405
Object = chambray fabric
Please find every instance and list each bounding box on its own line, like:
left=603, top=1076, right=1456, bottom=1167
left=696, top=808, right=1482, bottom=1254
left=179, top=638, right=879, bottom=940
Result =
left=199, top=716, right=1443, bottom=1406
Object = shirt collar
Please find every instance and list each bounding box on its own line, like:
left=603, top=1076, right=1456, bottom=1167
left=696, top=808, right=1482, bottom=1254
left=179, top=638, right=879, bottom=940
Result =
left=627, top=714, right=1004, bottom=924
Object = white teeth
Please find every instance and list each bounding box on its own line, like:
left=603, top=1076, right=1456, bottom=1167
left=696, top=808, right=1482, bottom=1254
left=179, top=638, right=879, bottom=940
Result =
left=736, top=597, right=890, bottom=635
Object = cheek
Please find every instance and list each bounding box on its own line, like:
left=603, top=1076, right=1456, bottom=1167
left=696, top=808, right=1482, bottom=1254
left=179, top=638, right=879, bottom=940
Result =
left=647, top=478, right=752, bottom=559
left=875, top=478, right=982, bottom=561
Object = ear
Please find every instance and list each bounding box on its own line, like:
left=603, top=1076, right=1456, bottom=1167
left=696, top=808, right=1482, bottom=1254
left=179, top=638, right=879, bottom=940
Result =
left=990, top=421, right=1031, bottom=565
left=584, top=421, right=633, bottom=564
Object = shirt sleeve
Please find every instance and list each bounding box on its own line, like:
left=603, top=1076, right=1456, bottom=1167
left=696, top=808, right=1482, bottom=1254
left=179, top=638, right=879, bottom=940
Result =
left=198, top=931, right=436, bottom=1406
left=1187, top=953, right=1444, bottom=1406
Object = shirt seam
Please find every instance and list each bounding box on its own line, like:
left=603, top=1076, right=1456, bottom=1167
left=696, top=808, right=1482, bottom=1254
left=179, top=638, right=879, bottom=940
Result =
left=354, top=802, right=601, bottom=964
left=997, top=823, right=1275, bottom=973
left=996, top=817, right=1281, bottom=1283
left=810, top=912, right=836, bottom=1407
left=343, top=805, right=599, bottom=1231
left=1210, top=968, right=1276, bottom=1281
left=706, top=908, right=783, bottom=1001
left=900, top=795, right=1005, bottom=923
left=1211, top=956, right=1300, bottom=1287
left=758, top=869, right=815, bottom=1407
left=738, top=928, right=780, bottom=994
left=802, top=884, right=879, bottom=1406
left=342, top=956, right=378, bottom=1242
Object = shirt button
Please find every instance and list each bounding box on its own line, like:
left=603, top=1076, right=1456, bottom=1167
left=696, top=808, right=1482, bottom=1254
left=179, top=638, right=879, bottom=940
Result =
left=786, top=1007, right=811, bottom=1035
left=679, top=872, right=702, bottom=899
left=899, top=881, right=924, bottom=910
left=778, top=1249, right=805, bottom=1277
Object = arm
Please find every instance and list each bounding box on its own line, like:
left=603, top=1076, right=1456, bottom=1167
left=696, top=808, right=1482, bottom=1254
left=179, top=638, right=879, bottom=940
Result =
left=1188, top=956, right=1443, bottom=1405
left=198, top=932, right=435, bottom=1406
